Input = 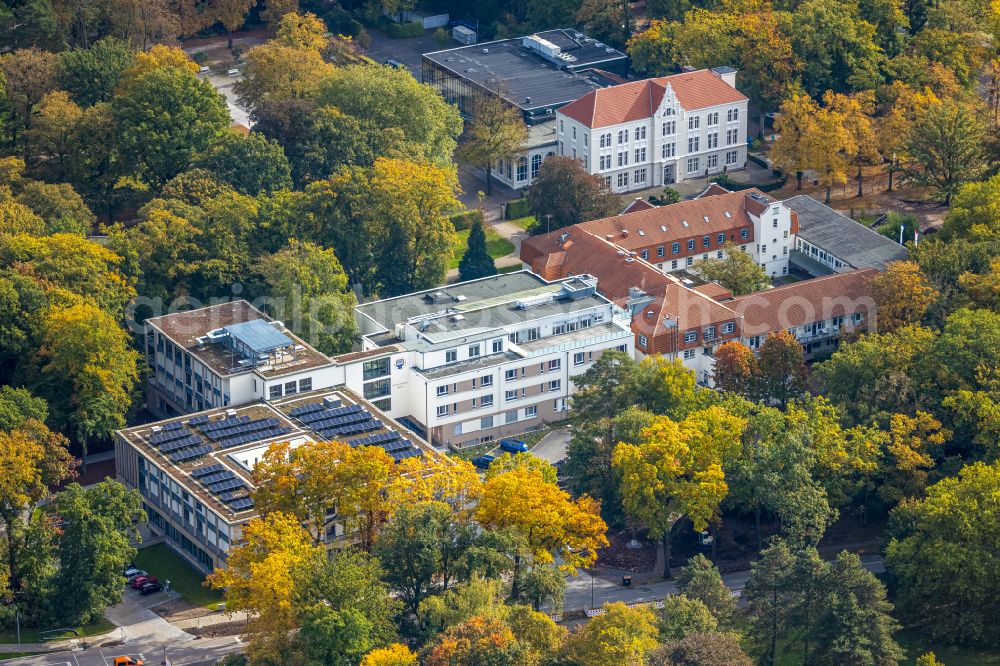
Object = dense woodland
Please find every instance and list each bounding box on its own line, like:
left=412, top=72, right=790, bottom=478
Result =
left=0, top=0, right=999, bottom=663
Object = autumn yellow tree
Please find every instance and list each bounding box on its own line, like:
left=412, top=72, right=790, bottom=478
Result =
left=869, top=261, right=938, bottom=332
left=958, top=257, right=1000, bottom=310
left=612, top=406, right=745, bottom=578
left=563, top=602, right=660, bottom=665
left=827, top=91, right=879, bottom=197
left=878, top=411, right=950, bottom=504
left=117, top=44, right=199, bottom=90
left=390, top=454, right=482, bottom=509
left=207, top=512, right=321, bottom=664
left=771, top=92, right=820, bottom=190
left=809, top=101, right=856, bottom=204
left=361, top=644, right=418, bottom=666
left=475, top=467, right=608, bottom=598
left=253, top=439, right=399, bottom=549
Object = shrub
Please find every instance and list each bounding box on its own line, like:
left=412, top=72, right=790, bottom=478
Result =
left=433, top=27, right=451, bottom=47
left=451, top=209, right=484, bottom=232
left=387, top=21, right=425, bottom=39
left=191, top=51, right=207, bottom=66
left=748, top=154, right=769, bottom=169
left=505, top=198, right=531, bottom=219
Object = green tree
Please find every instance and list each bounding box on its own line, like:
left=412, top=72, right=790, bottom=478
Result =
left=113, top=65, right=230, bottom=187
left=253, top=239, right=358, bottom=355
left=811, top=551, right=903, bottom=665
left=0, top=387, right=48, bottom=431
left=576, top=0, right=632, bottom=49
left=234, top=42, right=334, bottom=111
left=37, top=303, right=140, bottom=468
left=676, top=554, right=738, bottom=627
left=297, top=549, right=400, bottom=665
left=569, top=350, right=641, bottom=421
left=563, top=601, right=661, bottom=665
left=56, top=37, right=136, bottom=107
left=652, top=632, right=753, bottom=666
left=456, top=80, right=528, bottom=196
left=691, top=246, right=770, bottom=295
left=50, top=480, right=144, bottom=625
left=901, top=99, right=986, bottom=205
left=0, top=48, right=58, bottom=143
left=16, top=180, right=95, bottom=235
left=742, top=540, right=801, bottom=665
left=196, top=131, right=293, bottom=195
left=526, top=156, right=621, bottom=233
left=458, top=219, right=497, bottom=282
left=755, top=331, right=807, bottom=406
left=790, top=0, right=884, bottom=96
left=940, top=172, right=1000, bottom=240
left=210, top=0, right=256, bottom=47
left=319, top=64, right=463, bottom=168
left=23, top=91, right=83, bottom=181
left=659, top=595, right=718, bottom=641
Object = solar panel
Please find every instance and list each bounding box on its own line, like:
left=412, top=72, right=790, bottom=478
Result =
left=198, top=470, right=237, bottom=486
left=170, top=444, right=212, bottom=463
left=381, top=438, right=412, bottom=454
left=198, top=415, right=251, bottom=433
left=159, top=435, right=203, bottom=454
left=191, top=463, right=226, bottom=478
left=350, top=431, right=401, bottom=447
left=148, top=427, right=196, bottom=445
left=299, top=404, right=363, bottom=425
left=391, top=448, right=422, bottom=462
left=290, top=403, right=325, bottom=417
left=305, top=411, right=371, bottom=432
left=208, top=478, right=245, bottom=493
left=216, top=426, right=294, bottom=449
left=162, top=421, right=185, bottom=431
left=188, top=415, right=210, bottom=426
left=229, top=497, right=255, bottom=512
left=203, top=418, right=282, bottom=441
left=318, top=418, right=381, bottom=439
left=218, top=490, right=249, bottom=503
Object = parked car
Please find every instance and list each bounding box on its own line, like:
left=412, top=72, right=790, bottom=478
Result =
left=113, top=657, right=143, bottom=666
left=131, top=575, right=157, bottom=589
left=123, top=565, right=142, bottom=579
left=124, top=569, right=147, bottom=582
left=472, top=454, right=495, bottom=469
left=499, top=439, right=528, bottom=453
left=139, top=581, right=163, bottom=595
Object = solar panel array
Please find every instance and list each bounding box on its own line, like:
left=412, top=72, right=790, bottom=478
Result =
left=208, top=477, right=246, bottom=494
left=316, top=418, right=381, bottom=439
left=148, top=426, right=196, bottom=446
left=229, top=497, right=255, bottom=512
left=191, top=463, right=226, bottom=478
left=159, top=435, right=203, bottom=454
left=217, top=426, right=294, bottom=449
left=289, top=402, right=326, bottom=417
left=171, top=444, right=213, bottom=463
left=198, top=470, right=236, bottom=485
left=188, top=414, right=210, bottom=426
left=349, top=430, right=422, bottom=461
left=197, top=415, right=251, bottom=434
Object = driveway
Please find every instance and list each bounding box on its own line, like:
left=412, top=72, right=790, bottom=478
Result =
left=364, top=28, right=443, bottom=77
left=531, top=428, right=571, bottom=464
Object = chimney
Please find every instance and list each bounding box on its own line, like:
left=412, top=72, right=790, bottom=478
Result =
left=711, top=66, right=737, bottom=89
left=621, top=229, right=629, bottom=238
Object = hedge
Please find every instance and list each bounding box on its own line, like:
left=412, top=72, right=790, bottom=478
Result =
left=505, top=198, right=531, bottom=219
left=451, top=209, right=484, bottom=232
left=710, top=174, right=787, bottom=193
left=386, top=21, right=425, bottom=38
left=748, top=154, right=770, bottom=169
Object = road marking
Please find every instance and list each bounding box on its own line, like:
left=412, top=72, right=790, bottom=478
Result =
left=97, top=648, right=108, bottom=666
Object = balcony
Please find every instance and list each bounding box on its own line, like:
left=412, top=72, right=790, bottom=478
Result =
left=514, top=323, right=632, bottom=358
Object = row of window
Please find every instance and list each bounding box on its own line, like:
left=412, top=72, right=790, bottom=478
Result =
left=683, top=322, right=737, bottom=344
left=267, top=377, right=313, bottom=400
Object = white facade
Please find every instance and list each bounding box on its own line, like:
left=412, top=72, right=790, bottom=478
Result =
left=557, top=85, right=749, bottom=193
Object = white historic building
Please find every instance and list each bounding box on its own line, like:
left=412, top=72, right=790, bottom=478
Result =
left=556, top=67, right=749, bottom=192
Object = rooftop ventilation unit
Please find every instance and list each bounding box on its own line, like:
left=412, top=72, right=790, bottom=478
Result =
left=515, top=293, right=555, bottom=309
left=323, top=395, right=342, bottom=409
left=226, top=408, right=238, bottom=416
left=450, top=314, right=466, bottom=323
left=660, top=225, right=667, bottom=232
left=559, top=232, right=570, bottom=243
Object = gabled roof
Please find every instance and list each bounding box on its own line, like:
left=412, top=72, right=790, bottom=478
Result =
left=728, top=269, right=879, bottom=337
left=558, top=188, right=771, bottom=251
left=783, top=195, right=909, bottom=271
left=558, top=69, right=748, bottom=128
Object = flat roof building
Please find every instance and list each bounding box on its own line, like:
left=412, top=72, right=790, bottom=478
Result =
left=116, top=388, right=434, bottom=574
left=423, top=29, right=628, bottom=124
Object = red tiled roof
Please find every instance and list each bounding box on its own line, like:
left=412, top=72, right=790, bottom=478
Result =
left=728, top=269, right=879, bottom=338
left=693, top=282, right=733, bottom=300
left=565, top=188, right=771, bottom=251
left=622, top=198, right=658, bottom=215
left=559, top=69, right=748, bottom=129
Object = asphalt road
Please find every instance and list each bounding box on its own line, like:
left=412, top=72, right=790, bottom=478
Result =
left=6, top=636, right=241, bottom=666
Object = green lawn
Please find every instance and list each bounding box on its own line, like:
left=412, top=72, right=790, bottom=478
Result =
left=449, top=227, right=515, bottom=270
left=897, top=630, right=1000, bottom=666
left=0, top=616, right=114, bottom=644
left=133, top=544, right=223, bottom=608
left=0, top=652, right=45, bottom=660
left=507, top=215, right=536, bottom=231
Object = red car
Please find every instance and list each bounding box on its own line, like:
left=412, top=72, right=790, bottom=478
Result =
left=131, top=575, right=157, bottom=589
